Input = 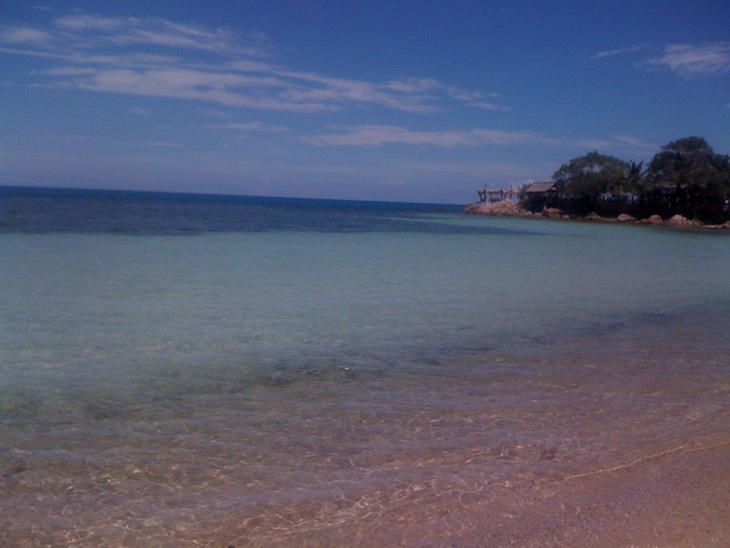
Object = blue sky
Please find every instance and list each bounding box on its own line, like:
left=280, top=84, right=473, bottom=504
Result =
left=2, top=1, right=729, bottom=203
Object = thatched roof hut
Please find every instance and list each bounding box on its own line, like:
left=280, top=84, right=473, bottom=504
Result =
left=524, top=181, right=558, bottom=194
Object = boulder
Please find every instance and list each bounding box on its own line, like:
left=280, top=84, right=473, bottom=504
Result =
left=463, top=203, right=483, bottom=214
left=543, top=208, right=563, bottom=219
left=665, top=214, right=702, bottom=227
left=616, top=213, right=636, bottom=223
left=642, top=214, right=664, bottom=225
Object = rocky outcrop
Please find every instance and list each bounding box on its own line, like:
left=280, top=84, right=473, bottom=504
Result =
left=665, top=214, right=703, bottom=228
left=705, top=221, right=730, bottom=229
left=584, top=212, right=614, bottom=222
left=463, top=200, right=534, bottom=217
left=463, top=202, right=729, bottom=229
left=642, top=214, right=664, bottom=225
left=542, top=207, right=564, bottom=219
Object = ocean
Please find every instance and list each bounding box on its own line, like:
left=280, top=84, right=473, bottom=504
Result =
left=1, top=186, right=729, bottom=546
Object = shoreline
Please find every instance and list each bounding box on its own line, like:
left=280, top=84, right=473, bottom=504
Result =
left=440, top=438, right=730, bottom=547
left=342, top=440, right=730, bottom=547
left=3, top=298, right=729, bottom=547
left=220, top=314, right=730, bottom=547
left=463, top=199, right=730, bottom=230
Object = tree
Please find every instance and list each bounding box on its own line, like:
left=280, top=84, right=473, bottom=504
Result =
left=552, top=151, right=630, bottom=200
left=645, top=137, right=730, bottom=222
left=539, top=137, right=730, bottom=222
left=646, top=136, right=730, bottom=194
left=623, top=160, right=645, bottom=194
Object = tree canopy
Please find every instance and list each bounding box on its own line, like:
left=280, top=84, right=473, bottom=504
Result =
left=537, top=136, right=730, bottom=222
left=552, top=151, right=630, bottom=199
left=645, top=136, right=730, bottom=195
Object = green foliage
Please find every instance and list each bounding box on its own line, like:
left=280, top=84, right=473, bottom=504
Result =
left=646, top=136, right=730, bottom=196
left=552, top=151, right=630, bottom=199
left=623, top=160, right=645, bottom=194
left=545, top=137, right=730, bottom=222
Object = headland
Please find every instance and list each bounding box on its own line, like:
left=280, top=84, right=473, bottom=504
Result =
left=463, top=199, right=730, bottom=229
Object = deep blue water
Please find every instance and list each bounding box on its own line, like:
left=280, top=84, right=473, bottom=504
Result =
left=0, top=185, right=507, bottom=235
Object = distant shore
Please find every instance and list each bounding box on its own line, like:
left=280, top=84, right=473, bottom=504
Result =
left=463, top=199, right=730, bottom=229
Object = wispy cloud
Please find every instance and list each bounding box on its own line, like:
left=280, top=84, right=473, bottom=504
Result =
left=446, top=88, right=509, bottom=111
left=208, top=121, right=289, bottom=132
left=127, top=141, right=184, bottom=148
left=302, top=126, right=657, bottom=155
left=648, top=43, right=730, bottom=77
left=0, top=27, right=52, bottom=46
left=52, top=14, right=259, bottom=57
left=302, top=125, right=554, bottom=147
left=611, top=134, right=657, bottom=153
left=595, top=42, right=730, bottom=78
left=0, top=12, right=504, bottom=114
left=591, top=45, right=645, bottom=60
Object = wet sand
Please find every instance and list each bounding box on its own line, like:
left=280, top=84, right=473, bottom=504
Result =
left=431, top=439, right=730, bottom=547
left=231, top=435, right=730, bottom=547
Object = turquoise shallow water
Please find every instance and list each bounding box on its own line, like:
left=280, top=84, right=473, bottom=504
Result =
left=1, top=188, right=729, bottom=545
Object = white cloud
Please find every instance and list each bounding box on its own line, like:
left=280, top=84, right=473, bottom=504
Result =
left=301, top=126, right=657, bottom=154
left=0, top=27, right=52, bottom=45
left=68, top=67, right=337, bottom=112
left=137, top=141, right=184, bottom=148
left=121, top=140, right=184, bottom=148
left=44, top=66, right=97, bottom=76
left=302, top=125, right=554, bottom=147
left=55, top=14, right=126, bottom=32
left=53, top=14, right=253, bottom=57
left=446, top=87, right=510, bottom=111
left=208, top=121, right=289, bottom=132
left=591, top=45, right=645, bottom=60
left=1, top=12, right=503, bottom=114
left=649, top=43, right=730, bottom=77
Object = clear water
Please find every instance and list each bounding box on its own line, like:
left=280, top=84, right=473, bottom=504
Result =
left=1, top=187, right=729, bottom=546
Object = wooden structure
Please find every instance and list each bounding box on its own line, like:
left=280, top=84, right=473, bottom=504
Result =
left=522, top=181, right=558, bottom=211
left=477, top=187, right=517, bottom=203
left=523, top=181, right=558, bottom=195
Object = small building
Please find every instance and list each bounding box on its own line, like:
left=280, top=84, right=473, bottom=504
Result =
left=523, top=181, right=558, bottom=195
left=522, top=181, right=558, bottom=211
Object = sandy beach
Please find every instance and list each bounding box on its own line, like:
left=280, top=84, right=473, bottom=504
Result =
left=257, top=440, right=730, bottom=547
